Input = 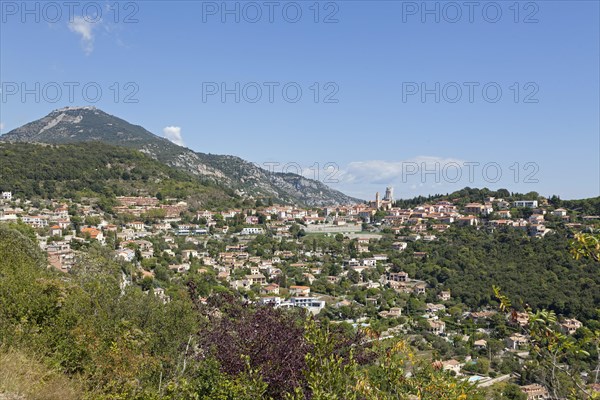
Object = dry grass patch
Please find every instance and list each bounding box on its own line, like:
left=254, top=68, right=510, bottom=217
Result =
left=0, top=348, right=82, bottom=400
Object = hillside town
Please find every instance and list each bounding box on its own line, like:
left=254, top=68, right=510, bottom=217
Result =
left=1, top=186, right=599, bottom=399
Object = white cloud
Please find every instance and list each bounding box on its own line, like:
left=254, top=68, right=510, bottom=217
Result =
left=0, top=122, right=4, bottom=131
left=340, top=156, right=465, bottom=184
left=163, top=126, right=185, bottom=146
left=68, top=16, right=98, bottom=55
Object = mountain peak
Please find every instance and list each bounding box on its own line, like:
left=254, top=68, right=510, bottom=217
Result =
left=0, top=108, right=361, bottom=206
left=53, top=106, right=98, bottom=113
left=1, top=106, right=158, bottom=146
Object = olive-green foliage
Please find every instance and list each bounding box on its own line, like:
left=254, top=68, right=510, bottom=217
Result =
left=0, top=142, right=237, bottom=207
left=406, top=227, right=600, bottom=321
left=0, top=225, right=199, bottom=398
left=0, top=225, right=62, bottom=342
left=394, top=187, right=526, bottom=209
left=284, top=320, right=484, bottom=400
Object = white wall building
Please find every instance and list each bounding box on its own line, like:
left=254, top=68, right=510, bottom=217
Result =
left=514, top=200, right=538, bottom=208
left=241, top=227, right=265, bottom=235
left=290, top=297, right=326, bottom=315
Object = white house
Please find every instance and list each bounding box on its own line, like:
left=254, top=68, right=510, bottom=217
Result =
left=483, top=203, right=494, bottom=215
left=392, top=241, right=408, bottom=251
left=240, top=227, right=265, bottom=235
left=506, top=333, right=528, bottom=350
left=21, top=215, right=49, bottom=228
left=289, top=285, right=311, bottom=297
left=553, top=208, right=567, bottom=217
left=388, top=271, right=409, bottom=283
left=182, top=249, right=199, bottom=260
left=1, top=191, right=12, bottom=200
left=441, top=359, right=462, bottom=375
left=560, top=319, right=582, bottom=335
left=514, top=200, right=538, bottom=208
left=116, top=248, right=136, bottom=262
left=361, top=258, right=377, bottom=267
left=438, top=291, right=451, bottom=301
left=290, top=297, right=326, bottom=314
left=127, top=221, right=145, bottom=231
left=428, top=320, right=445, bottom=335
left=0, top=211, right=17, bottom=222
left=497, top=200, right=510, bottom=209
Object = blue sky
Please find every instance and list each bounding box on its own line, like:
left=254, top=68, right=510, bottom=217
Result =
left=1, top=0, right=598, bottom=200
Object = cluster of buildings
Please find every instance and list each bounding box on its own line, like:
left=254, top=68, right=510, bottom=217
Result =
left=0, top=188, right=595, bottom=379
left=0, top=188, right=593, bottom=281
left=347, top=192, right=577, bottom=238
left=0, top=189, right=594, bottom=299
